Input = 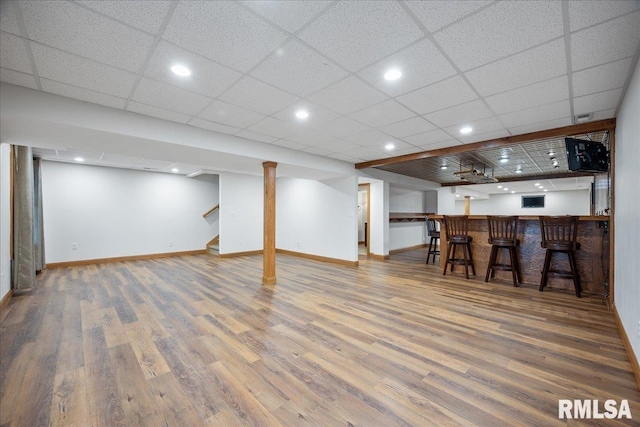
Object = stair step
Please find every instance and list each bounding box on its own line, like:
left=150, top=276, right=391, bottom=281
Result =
left=208, top=244, right=219, bottom=256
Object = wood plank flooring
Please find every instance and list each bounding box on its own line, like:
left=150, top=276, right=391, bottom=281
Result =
left=1, top=249, right=639, bottom=426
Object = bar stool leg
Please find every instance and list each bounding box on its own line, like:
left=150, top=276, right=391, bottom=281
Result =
left=462, top=243, right=469, bottom=279
left=443, top=242, right=453, bottom=276
left=540, top=250, right=553, bottom=291
left=433, top=237, right=439, bottom=264
left=568, top=251, right=582, bottom=298
left=426, top=237, right=433, bottom=264
left=513, top=247, right=523, bottom=283
left=508, top=246, right=518, bottom=287
left=467, top=243, right=475, bottom=276
left=485, top=246, right=497, bottom=282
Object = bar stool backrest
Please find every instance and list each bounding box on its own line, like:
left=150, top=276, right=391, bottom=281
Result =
left=487, top=216, right=519, bottom=245
left=539, top=216, right=580, bottom=251
left=443, top=215, right=469, bottom=240
left=426, top=218, right=439, bottom=237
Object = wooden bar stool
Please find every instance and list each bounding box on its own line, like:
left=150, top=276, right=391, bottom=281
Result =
left=442, top=215, right=475, bottom=279
left=485, top=216, right=522, bottom=287
left=539, top=216, right=582, bottom=297
left=425, top=218, right=440, bottom=264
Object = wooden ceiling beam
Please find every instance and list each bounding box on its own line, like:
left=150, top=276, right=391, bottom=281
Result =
left=440, top=171, right=597, bottom=187
left=354, top=118, right=616, bottom=170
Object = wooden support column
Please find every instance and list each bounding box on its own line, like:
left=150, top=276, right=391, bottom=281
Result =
left=464, top=196, right=471, bottom=215
left=262, top=161, right=277, bottom=285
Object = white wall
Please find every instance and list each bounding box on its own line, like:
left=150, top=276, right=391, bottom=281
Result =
left=615, top=58, right=640, bottom=367
left=389, top=187, right=426, bottom=251
left=454, top=190, right=590, bottom=215
left=437, top=187, right=456, bottom=214
left=0, top=144, right=11, bottom=302
left=357, top=189, right=367, bottom=242
left=425, top=190, right=438, bottom=213
left=218, top=172, right=263, bottom=255
left=277, top=176, right=357, bottom=262
left=368, top=179, right=389, bottom=256
left=42, top=161, right=218, bottom=263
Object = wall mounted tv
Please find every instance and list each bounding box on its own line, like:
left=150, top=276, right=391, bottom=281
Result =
left=522, top=195, right=545, bottom=208
left=565, top=137, right=609, bottom=173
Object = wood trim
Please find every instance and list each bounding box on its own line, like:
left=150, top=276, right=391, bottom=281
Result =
left=389, top=244, right=428, bottom=255
left=263, top=161, right=277, bottom=285
left=369, top=253, right=390, bottom=261
left=206, top=235, right=219, bottom=247
left=219, top=249, right=263, bottom=258
left=46, top=249, right=207, bottom=268
left=202, top=204, right=219, bottom=218
left=355, top=118, right=617, bottom=170
left=613, top=305, right=640, bottom=391
left=429, top=214, right=609, bottom=221
left=441, top=171, right=596, bottom=186
left=276, top=249, right=359, bottom=267
left=0, top=289, right=13, bottom=312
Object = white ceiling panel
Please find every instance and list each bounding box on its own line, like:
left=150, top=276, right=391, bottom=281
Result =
left=396, top=75, right=477, bottom=115
left=464, top=39, right=567, bottom=97
left=485, top=76, right=569, bottom=115
left=198, top=99, right=265, bottom=128
left=247, top=117, right=300, bottom=139
left=131, top=77, right=212, bottom=115
left=435, top=1, right=563, bottom=71
left=133, top=158, right=176, bottom=170
left=404, top=1, right=492, bottom=33
left=392, top=146, right=425, bottom=157
left=285, top=127, right=337, bottom=146
left=162, top=1, right=288, bottom=72
left=57, top=149, right=102, bottom=163
left=219, top=76, right=299, bottom=115
left=270, top=139, right=310, bottom=151
left=508, top=117, right=572, bottom=136
left=573, top=88, right=624, bottom=116
left=127, top=101, right=191, bottom=124
left=358, top=39, right=457, bottom=97
left=348, top=99, right=415, bottom=128
left=42, top=79, right=126, bottom=109
left=235, top=129, right=278, bottom=144
left=402, top=129, right=453, bottom=146
left=367, top=139, right=413, bottom=153
left=423, top=99, right=494, bottom=128
left=378, top=117, right=436, bottom=139
left=568, top=0, right=639, bottom=32
left=337, top=146, right=386, bottom=162
left=444, top=116, right=506, bottom=140
left=0, top=68, right=37, bottom=89
left=31, top=43, right=136, bottom=98
left=571, top=12, right=640, bottom=71
left=303, top=146, right=332, bottom=156
left=592, top=109, right=616, bottom=121
left=20, top=0, right=153, bottom=73
left=241, top=1, right=332, bottom=34
left=416, top=139, right=459, bottom=151
left=298, top=1, right=423, bottom=72
left=0, top=32, right=33, bottom=74
left=308, top=138, right=361, bottom=154
left=250, top=39, right=348, bottom=97
left=188, top=117, right=240, bottom=135
left=76, top=0, right=172, bottom=34
left=345, top=129, right=395, bottom=146
left=308, top=76, right=387, bottom=115
left=572, top=57, right=633, bottom=97
left=273, top=100, right=340, bottom=125
left=457, top=128, right=510, bottom=144
left=317, top=116, right=370, bottom=138
left=0, top=1, right=20, bottom=36
left=100, top=153, right=142, bottom=165
left=144, top=41, right=242, bottom=98
left=499, top=100, right=571, bottom=128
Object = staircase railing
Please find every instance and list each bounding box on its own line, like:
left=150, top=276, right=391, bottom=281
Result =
left=202, top=204, right=219, bottom=218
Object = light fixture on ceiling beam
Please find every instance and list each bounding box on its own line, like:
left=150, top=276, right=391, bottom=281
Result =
left=453, top=161, right=498, bottom=183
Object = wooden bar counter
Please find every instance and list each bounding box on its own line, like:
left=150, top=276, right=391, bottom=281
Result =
left=429, top=215, right=610, bottom=295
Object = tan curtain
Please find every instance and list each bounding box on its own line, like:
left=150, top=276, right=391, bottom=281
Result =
left=13, top=146, right=35, bottom=290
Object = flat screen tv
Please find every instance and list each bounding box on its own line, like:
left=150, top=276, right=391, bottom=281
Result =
left=565, top=137, right=609, bottom=173
left=522, top=195, right=545, bottom=208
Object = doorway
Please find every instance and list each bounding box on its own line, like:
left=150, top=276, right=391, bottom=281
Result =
left=358, top=183, right=370, bottom=257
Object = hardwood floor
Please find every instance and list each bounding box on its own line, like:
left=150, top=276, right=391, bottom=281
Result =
left=1, top=249, right=638, bottom=426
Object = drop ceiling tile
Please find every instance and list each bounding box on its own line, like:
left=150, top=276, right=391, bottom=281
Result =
left=310, top=139, right=361, bottom=153
left=348, top=99, right=415, bottom=128
left=271, top=139, right=310, bottom=151
left=0, top=1, right=20, bottom=35
left=434, top=1, right=563, bottom=71
left=273, top=100, right=340, bottom=125
left=345, top=129, right=395, bottom=146
left=571, top=12, right=640, bottom=71
left=144, top=41, right=242, bottom=98
left=303, top=146, right=332, bottom=156
left=396, top=75, right=477, bottom=115
left=573, top=88, right=623, bottom=116
left=499, top=100, right=571, bottom=128
left=404, top=1, right=492, bottom=33
left=76, top=0, right=172, bottom=34
left=0, top=68, right=37, bottom=89
left=21, top=0, right=153, bottom=73
left=423, top=99, right=493, bottom=128
left=127, top=101, right=191, bottom=123
left=416, top=139, right=459, bottom=151
left=392, top=146, right=425, bottom=157
left=242, top=1, right=332, bottom=34
left=402, top=129, right=452, bottom=146
left=134, top=158, right=176, bottom=170
left=0, top=33, right=32, bottom=74
left=485, top=76, right=569, bottom=115
left=326, top=152, right=356, bottom=162
left=247, top=117, right=300, bottom=139
left=568, top=0, right=638, bottom=32
left=57, top=149, right=102, bottom=163
left=378, top=117, right=436, bottom=139
left=163, top=1, right=288, bottom=72
left=464, top=39, right=567, bottom=97
left=457, top=128, right=510, bottom=144
left=338, top=146, right=388, bottom=162
left=131, top=77, right=212, bottom=115
left=250, top=39, right=348, bottom=97
left=41, top=79, right=126, bottom=109
left=188, top=117, right=241, bottom=135
left=101, top=153, right=142, bottom=165
left=219, top=76, right=299, bottom=115
left=308, top=76, right=387, bottom=115
left=285, top=127, right=337, bottom=146
left=317, top=116, right=370, bottom=138
left=444, top=117, right=506, bottom=140
left=298, top=1, right=423, bottom=72
left=572, top=57, right=633, bottom=97
left=198, top=99, right=265, bottom=128
left=508, top=117, right=572, bottom=136
left=235, top=129, right=278, bottom=144
left=369, top=139, right=413, bottom=153
left=358, top=39, right=457, bottom=97
left=31, top=43, right=136, bottom=98
left=592, top=109, right=616, bottom=121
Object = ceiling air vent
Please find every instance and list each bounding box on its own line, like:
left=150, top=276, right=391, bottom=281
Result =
left=575, top=113, right=592, bottom=124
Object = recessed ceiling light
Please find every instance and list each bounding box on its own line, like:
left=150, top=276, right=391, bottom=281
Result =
left=511, top=190, right=515, bottom=194
left=543, top=189, right=548, bottom=192
left=503, top=187, right=508, bottom=191
left=548, top=151, right=555, bottom=157
left=539, top=186, right=544, bottom=189
left=515, top=168, right=522, bottom=174
left=384, top=69, right=402, bottom=81
left=171, top=64, right=191, bottom=77
left=440, top=164, right=448, bottom=170
left=171, top=168, right=179, bottom=173
left=295, top=110, right=309, bottom=119
left=499, top=156, right=509, bottom=164
left=74, top=157, right=84, bottom=162
left=460, top=126, right=473, bottom=135
left=456, top=194, right=460, bottom=198
left=535, top=183, right=540, bottom=186
left=385, top=143, right=395, bottom=151
left=470, top=197, right=474, bottom=200
left=497, top=185, right=503, bottom=189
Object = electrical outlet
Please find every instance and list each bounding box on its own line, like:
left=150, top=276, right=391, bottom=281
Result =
left=169, top=241, right=173, bottom=247
left=296, top=241, right=302, bottom=248
left=71, top=243, right=77, bottom=250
